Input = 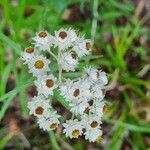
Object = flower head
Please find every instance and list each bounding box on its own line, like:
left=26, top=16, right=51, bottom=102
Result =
left=35, top=74, right=58, bottom=97
left=84, top=67, right=108, bottom=86
left=63, top=119, right=84, bottom=138
left=58, top=51, right=78, bottom=72
left=53, top=28, right=77, bottom=50
left=21, top=28, right=108, bottom=143
left=38, top=111, right=60, bottom=131
left=28, top=55, right=50, bottom=77
left=27, top=95, right=51, bottom=118
left=21, top=46, right=36, bottom=63
left=73, top=38, right=93, bottom=57
left=33, top=31, right=53, bottom=51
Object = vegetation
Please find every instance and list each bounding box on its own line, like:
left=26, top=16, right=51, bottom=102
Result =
left=0, top=0, right=150, bottom=149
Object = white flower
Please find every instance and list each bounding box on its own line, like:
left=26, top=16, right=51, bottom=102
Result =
left=60, top=79, right=91, bottom=104
left=84, top=128, right=102, bottom=142
left=53, top=28, right=77, bottom=50
left=63, top=119, right=84, bottom=138
left=57, top=51, right=78, bottom=72
left=27, top=95, right=51, bottom=118
left=81, top=114, right=102, bottom=128
left=82, top=114, right=102, bottom=142
left=37, top=111, right=60, bottom=131
left=33, top=31, right=52, bottom=51
left=73, top=38, right=93, bottom=57
left=90, top=83, right=104, bottom=99
left=21, top=47, right=36, bottom=63
left=89, top=100, right=105, bottom=118
left=83, top=67, right=108, bottom=86
left=35, top=74, right=58, bottom=97
left=21, top=28, right=108, bottom=141
left=28, top=55, right=50, bottom=77
left=70, top=101, right=89, bottom=115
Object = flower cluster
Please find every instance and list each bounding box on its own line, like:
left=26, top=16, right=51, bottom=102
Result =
left=21, top=28, right=108, bottom=142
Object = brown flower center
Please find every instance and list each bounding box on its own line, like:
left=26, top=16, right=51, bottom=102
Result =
left=35, top=106, right=44, bottom=115
left=50, top=123, right=58, bottom=129
left=38, top=31, right=47, bottom=38
left=25, top=47, right=34, bottom=53
left=90, top=121, right=98, bottom=128
left=72, top=129, right=80, bottom=137
left=73, top=89, right=80, bottom=97
left=75, top=31, right=80, bottom=37
left=59, top=31, right=67, bottom=39
left=84, top=107, right=89, bottom=114
left=34, top=60, right=44, bottom=69
left=86, top=42, right=91, bottom=50
left=46, top=79, right=54, bottom=88
left=71, top=52, right=77, bottom=60
left=88, top=100, right=94, bottom=106
left=96, top=71, right=100, bottom=78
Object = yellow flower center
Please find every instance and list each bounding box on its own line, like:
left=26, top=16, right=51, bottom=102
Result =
left=90, top=121, right=98, bottom=128
left=46, top=79, right=54, bottom=88
left=72, top=129, right=80, bottom=138
left=96, top=136, right=103, bottom=143
left=86, top=42, right=91, bottom=50
left=34, top=60, right=44, bottom=69
left=38, top=31, right=47, bottom=38
left=50, top=123, right=58, bottom=129
left=25, top=47, right=34, bottom=53
left=73, top=89, right=80, bottom=97
left=35, top=106, right=44, bottom=115
left=59, top=31, right=67, bottom=39
left=103, top=105, right=109, bottom=113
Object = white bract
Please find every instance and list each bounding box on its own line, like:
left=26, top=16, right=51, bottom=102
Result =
left=33, top=31, right=53, bottom=51
left=60, top=79, right=91, bottom=103
left=89, top=101, right=105, bottom=118
left=53, top=28, right=77, bottom=50
left=35, top=74, right=58, bottom=97
left=21, top=28, right=108, bottom=143
left=84, top=67, right=108, bottom=86
left=38, top=111, right=60, bottom=131
left=28, top=55, right=50, bottom=77
left=27, top=95, right=51, bottom=118
left=57, top=51, right=78, bottom=72
left=21, top=47, right=36, bottom=63
left=70, top=101, right=89, bottom=115
left=73, top=38, right=93, bottom=57
left=63, top=119, right=84, bottom=138
left=84, top=127, right=103, bottom=142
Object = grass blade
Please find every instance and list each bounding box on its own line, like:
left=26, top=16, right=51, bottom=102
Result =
left=49, top=131, right=60, bottom=150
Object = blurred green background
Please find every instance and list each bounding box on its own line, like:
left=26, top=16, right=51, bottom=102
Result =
left=0, top=0, right=150, bottom=149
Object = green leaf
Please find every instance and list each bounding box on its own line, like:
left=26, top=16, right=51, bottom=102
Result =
left=0, top=80, right=33, bottom=102
left=49, top=131, right=60, bottom=150
left=0, top=133, right=14, bottom=149
left=106, top=119, right=150, bottom=133
left=0, top=91, right=16, bottom=120
left=0, top=63, right=12, bottom=96
left=0, top=32, right=21, bottom=55
left=107, top=110, right=127, bottom=150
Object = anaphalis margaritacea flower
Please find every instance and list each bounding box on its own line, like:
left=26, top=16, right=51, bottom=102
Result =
left=21, top=28, right=108, bottom=142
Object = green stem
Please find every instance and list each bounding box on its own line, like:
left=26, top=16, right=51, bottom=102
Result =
left=91, top=0, right=98, bottom=41
left=59, top=67, right=62, bottom=83
left=49, top=51, right=57, bottom=60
